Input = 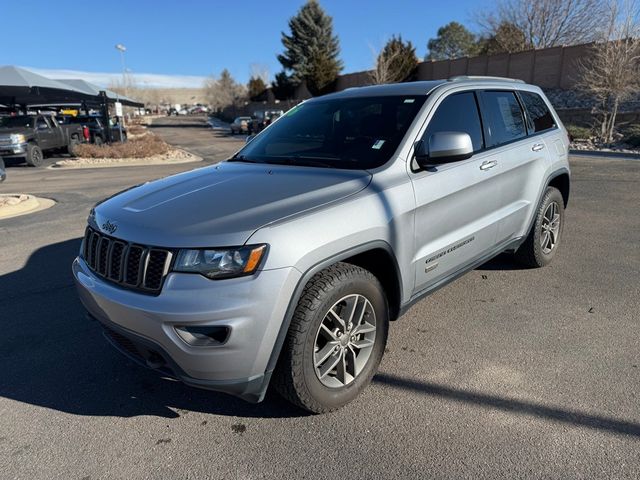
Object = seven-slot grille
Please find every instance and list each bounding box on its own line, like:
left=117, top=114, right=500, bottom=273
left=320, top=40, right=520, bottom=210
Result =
left=82, top=227, right=172, bottom=293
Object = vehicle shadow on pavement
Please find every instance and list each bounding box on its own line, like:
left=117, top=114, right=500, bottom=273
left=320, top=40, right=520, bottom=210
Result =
left=476, top=252, right=530, bottom=271
left=0, top=238, right=308, bottom=419
left=373, top=373, right=640, bottom=438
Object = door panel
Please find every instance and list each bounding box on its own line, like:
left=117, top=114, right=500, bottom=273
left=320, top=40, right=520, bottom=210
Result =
left=410, top=153, right=501, bottom=294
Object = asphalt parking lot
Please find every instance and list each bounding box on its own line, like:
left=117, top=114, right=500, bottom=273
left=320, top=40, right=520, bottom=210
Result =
left=1, top=116, right=638, bottom=479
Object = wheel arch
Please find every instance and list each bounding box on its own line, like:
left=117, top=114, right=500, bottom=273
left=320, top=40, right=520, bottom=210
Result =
left=548, top=171, right=570, bottom=207
left=264, top=241, right=403, bottom=377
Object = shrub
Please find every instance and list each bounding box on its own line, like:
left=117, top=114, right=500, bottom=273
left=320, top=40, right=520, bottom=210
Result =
left=75, top=134, right=170, bottom=159
left=565, top=124, right=592, bottom=140
left=621, top=124, right=640, bottom=147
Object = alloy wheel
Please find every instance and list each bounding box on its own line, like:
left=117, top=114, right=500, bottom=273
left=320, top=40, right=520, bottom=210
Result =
left=540, top=201, right=561, bottom=254
left=313, top=294, right=377, bottom=388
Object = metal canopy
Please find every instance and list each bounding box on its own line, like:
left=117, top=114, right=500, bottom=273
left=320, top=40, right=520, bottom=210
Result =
left=0, top=66, right=144, bottom=108
left=57, top=79, right=144, bottom=107
left=0, top=66, right=93, bottom=105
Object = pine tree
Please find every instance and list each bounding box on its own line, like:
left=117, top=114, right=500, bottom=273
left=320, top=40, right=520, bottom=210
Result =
left=277, top=0, right=343, bottom=95
left=372, top=35, right=418, bottom=84
left=247, top=76, right=267, bottom=100
left=426, top=22, right=479, bottom=60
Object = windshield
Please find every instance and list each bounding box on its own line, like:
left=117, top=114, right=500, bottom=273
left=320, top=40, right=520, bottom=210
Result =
left=0, top=116, right=33, bottom=128
left=233, top=95, right=426, bottom=169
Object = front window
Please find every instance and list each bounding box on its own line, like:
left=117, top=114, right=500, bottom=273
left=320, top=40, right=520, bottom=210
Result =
left=233, top=95, right=427, bottom=170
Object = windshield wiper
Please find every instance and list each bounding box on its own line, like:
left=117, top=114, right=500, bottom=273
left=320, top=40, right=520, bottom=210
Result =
left=228, top=154, right=262, bottom=163
left=266, top=156, right=334, bottom=168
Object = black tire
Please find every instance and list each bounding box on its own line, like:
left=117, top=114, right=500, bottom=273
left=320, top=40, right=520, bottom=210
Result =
left=66, top=136, right=79, bottom=156
left=515, top=186, right=565, bottom=268
left=94, top=136, right=103, bottom=146
left=273, top=263, right=389, bottom=413
left=122, top=133, right=127, bottom=142
left=25, top=144, right=43, bottom=167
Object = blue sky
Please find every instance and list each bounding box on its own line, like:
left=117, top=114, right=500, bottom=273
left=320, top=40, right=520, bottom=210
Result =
left=3, top=0, right=489, bottom=87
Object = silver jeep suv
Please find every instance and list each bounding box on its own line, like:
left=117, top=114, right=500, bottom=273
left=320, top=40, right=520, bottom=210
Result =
left=73, top=77, right=570, bottom=413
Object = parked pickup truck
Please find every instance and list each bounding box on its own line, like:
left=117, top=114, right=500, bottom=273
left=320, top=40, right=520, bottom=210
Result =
left=59, top=115, right=127, bottom=144
left=0, top=115, right=83, bottom=166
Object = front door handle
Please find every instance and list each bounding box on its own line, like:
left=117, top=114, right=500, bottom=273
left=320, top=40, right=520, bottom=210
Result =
left=480, top=160, right=497, bottom=171
left=532, top=143, right=545, bottom=152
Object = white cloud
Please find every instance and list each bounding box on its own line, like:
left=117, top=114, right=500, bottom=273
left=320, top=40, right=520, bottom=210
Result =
left=22, top=66, right=207, bottom=89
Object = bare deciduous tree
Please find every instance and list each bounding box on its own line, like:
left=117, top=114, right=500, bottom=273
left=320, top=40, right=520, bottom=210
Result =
left=204, top=69, right=246, bottom=113
left=577, top=0, right=640, bottom=143
left=477, top=0, right=609, bottom=48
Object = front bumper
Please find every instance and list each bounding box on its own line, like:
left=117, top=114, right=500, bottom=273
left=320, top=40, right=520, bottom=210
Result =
left=73, top=257, right=301, bottom=402
left=0, top=142, right=27, bottom=156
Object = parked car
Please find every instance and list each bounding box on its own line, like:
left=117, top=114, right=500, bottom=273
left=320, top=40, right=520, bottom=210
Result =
left=230, top=116, right=252, bottom=134
left=0, top=156, right=5, bottom=182
left=73, top=77, right=570, bottom=413
left=249, top=109, right=284, bottom=134
left=0, top=115, right=84, bottom=166
left=59, top=115, right=127, bottom=144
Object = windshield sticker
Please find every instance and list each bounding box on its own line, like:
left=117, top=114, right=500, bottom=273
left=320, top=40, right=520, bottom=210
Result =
left=372, top=139, right=385, bottom=150
left=403, top=98, right=416, bottom=103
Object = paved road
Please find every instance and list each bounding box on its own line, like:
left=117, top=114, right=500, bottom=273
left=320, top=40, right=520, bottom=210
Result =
left=1, top=117, right=638, bottom=479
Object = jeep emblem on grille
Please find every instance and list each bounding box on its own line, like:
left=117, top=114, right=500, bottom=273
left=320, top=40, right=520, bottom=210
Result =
left=102, top=220, right=118, bottom=234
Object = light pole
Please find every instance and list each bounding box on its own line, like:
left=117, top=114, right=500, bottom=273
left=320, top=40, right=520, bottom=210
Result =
left=115, top=43, right=127, bottom=94
left=114, top=43, right=127, bottom=141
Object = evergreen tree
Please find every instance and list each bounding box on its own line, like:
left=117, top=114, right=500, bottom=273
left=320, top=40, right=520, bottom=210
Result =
left=478, top=22, right=530, bottom=54
left=271, top=71, right=296, bottom=100
left=373, top=35, right=418, bottom=84
left=247, top=76, right=267, bottom=100
left=426, top=22, right=479, bottom=60
left=277, top=0, right=343, bottom=95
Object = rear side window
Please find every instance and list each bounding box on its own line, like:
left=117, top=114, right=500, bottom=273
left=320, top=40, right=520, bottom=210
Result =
left=519, top=91, right=555, bottom=133
left=482, top=91, right=526, bottom=147
left=423, top=92, right=483, bottom=152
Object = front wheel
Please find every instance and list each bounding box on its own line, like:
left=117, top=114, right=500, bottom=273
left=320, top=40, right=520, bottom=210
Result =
left=515, top=186, right=565, bottom=267
left=273, top=263, right=388, bottom=413
left=25, top=144, right=43, bottom=167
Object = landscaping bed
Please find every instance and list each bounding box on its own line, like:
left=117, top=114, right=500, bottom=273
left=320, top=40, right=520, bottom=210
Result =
left=0, top=194, right=55, bottom=220
left=53, top=131, right=201, bottom=168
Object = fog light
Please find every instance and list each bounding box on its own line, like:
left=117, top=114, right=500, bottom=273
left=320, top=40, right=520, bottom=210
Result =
left=174, top=325, right=229, bottom=346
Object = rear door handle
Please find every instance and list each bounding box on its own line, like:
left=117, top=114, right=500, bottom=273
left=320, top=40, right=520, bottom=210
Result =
left=480, top=160, right=497, bottom=171
left=532, top=143, right=545, bottom=152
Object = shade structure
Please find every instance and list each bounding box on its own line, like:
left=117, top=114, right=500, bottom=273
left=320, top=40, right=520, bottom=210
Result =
left=57, top=79, right=144, bottom=107
left=0, top=66, right=144, bottom=108
left=0, top=66, right=94, bottom=106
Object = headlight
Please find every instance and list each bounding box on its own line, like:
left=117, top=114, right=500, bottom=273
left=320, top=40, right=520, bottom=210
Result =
left=173, top=244, right=266, bottom=279
left=9, top=134, right=25, bottom=144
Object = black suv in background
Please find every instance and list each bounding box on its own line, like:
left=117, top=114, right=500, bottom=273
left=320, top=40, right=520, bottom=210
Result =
left=58, top=115, right=127, bottom=144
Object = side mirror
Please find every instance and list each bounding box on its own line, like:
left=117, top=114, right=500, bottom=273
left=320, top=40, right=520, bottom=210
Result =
left=414, top=131, right=473, bottom=169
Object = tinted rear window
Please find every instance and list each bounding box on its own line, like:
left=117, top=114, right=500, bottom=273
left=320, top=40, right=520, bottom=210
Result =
left=423, top=92, right=484, bottom=152
left=519, top=91, right=555, bottom=133
left=482, top=91, right=527, bottom=147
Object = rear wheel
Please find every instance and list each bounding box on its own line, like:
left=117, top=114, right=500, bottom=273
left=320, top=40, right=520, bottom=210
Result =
left=94, top=136, right=103, bottom=146
left=25, top=144, right=43, bottom=167
left=273, top=263, right=388, bottom=413
left=515, top=186, right=565, bottom=267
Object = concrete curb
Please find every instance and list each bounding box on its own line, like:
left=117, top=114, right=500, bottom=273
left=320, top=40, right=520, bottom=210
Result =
left=570, top=149, right=640, bottom=160
left=49, top=148, right=203, bottom=170
left=0, top=194, right=56, bottom=220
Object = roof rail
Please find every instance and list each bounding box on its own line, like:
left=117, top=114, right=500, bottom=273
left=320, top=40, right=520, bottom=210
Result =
left=447, top=75, right=525, bottom=84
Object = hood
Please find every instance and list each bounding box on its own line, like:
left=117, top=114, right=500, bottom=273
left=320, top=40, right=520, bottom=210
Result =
left=0, top=128, right=32, bottom=136
left=91, top=161, right=371, bottom=247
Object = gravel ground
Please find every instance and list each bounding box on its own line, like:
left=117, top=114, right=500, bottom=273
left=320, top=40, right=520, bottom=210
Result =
left=0, top=116, right=638, bottom=479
